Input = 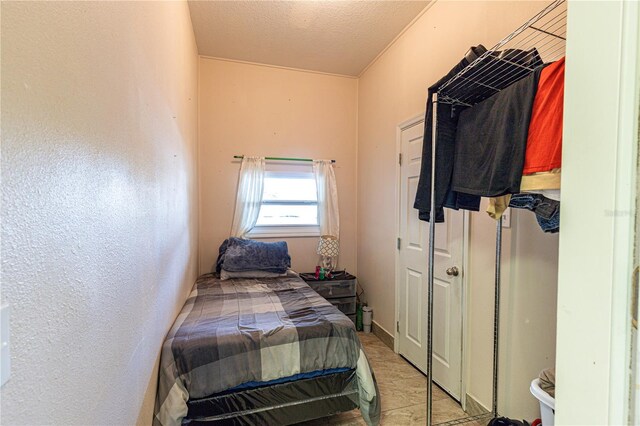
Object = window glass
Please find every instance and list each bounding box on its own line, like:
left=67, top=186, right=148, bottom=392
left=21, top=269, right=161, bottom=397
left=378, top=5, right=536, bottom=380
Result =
left=256, top=204, right=318, bottom=226
left=262, top=175, right=317, bottom=202
left=255, top=172, right=319, bottom=227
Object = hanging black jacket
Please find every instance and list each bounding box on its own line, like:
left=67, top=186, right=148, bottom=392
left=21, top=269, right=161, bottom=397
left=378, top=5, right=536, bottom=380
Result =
left=413, top=46, right=486, bottom=223
left=414, top=46, right=543, bottom=222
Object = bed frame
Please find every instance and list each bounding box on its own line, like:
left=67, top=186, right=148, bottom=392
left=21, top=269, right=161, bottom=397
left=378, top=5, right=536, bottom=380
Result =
left=184, top=369, right=360, bottom=425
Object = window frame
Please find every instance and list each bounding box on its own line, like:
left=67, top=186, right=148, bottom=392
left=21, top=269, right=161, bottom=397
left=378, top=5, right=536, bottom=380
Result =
left=247, top=168, right=320, bottom=239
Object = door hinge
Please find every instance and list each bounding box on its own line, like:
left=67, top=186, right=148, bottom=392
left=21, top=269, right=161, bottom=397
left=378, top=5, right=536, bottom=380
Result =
left=397, top=321, right=400, bottom=332
left=398, top=153, right=403, bottom=166
left=397, top=237, right=401, bottom=250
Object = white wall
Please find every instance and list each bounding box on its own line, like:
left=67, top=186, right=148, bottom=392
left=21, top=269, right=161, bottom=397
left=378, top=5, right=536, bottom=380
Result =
left=1, top=1, right=199, bottom=424
left=198, top=58, right=358, bottom=275
left=464, top=202, right=559, bottom=419
left=635, top=131, right=640, bottom=424
left=557, top=1, right=640, bottom=424
left=357, top=0, right=560, bottom=419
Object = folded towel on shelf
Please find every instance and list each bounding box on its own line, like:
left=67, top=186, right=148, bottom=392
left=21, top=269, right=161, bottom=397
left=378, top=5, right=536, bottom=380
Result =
left=539, top=367, right=556, bottom=398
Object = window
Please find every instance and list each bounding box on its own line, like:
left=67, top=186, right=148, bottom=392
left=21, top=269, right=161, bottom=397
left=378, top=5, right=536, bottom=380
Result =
left=248, top=170, right=320, bottom=238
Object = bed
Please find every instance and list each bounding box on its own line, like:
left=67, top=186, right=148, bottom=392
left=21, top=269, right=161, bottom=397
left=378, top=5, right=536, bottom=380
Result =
left=153, top=271, right=380, bottom=426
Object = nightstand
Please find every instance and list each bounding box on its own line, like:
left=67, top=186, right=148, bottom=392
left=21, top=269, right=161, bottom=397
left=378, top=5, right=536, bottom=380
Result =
left=300, top=272, right=357, bottom=324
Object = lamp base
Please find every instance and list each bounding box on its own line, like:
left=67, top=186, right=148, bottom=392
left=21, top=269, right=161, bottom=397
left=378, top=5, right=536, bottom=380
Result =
left=321, top=256, right=334, bottom=274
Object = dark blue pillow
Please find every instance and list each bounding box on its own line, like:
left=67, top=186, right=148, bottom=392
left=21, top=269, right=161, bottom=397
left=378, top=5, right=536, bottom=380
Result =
left=215, top=239, right=230, bottom=273
left=218, top=238, right=291, bottom=274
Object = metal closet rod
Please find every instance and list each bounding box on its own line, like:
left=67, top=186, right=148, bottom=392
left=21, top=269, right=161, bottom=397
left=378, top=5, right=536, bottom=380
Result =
left=233, top=155, right=336, bottom=163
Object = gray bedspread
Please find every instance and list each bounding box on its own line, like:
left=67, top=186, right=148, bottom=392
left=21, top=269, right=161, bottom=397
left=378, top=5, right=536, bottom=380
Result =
left=154, top=273, right=380, bottom=426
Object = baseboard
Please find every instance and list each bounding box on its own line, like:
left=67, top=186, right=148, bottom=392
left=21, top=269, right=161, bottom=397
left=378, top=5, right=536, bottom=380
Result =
left=464, top=393, right=490, bottom=417
left=371, top=320, right=394, bottom=350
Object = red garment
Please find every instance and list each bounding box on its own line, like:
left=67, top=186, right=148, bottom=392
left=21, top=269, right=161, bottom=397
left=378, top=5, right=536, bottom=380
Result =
left=523, top=57, right=565, bottom=175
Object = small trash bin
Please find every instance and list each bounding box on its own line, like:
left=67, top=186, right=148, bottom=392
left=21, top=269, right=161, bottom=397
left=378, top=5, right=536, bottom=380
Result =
left=362, top=306, right=373, bottom=333
left=530, top=378, right=555, bottom=426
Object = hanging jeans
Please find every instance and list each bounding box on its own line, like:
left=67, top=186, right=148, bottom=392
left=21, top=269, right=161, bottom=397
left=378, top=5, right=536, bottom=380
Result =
left=508, top=193, right=560, bottom=233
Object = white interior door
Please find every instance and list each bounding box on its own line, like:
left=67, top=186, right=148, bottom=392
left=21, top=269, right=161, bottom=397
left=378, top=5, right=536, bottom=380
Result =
left=396, top=118, right=465, bottom=400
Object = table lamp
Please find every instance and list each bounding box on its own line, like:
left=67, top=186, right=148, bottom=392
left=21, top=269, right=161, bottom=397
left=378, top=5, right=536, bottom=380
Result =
left=317, top=235, right=339, bottom=273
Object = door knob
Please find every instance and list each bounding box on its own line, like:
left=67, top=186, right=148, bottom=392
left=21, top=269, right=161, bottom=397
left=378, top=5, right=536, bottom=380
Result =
left=446, top=266, right=459, bottom=277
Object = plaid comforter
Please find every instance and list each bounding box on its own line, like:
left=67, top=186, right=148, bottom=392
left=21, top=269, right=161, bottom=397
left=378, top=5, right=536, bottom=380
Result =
left=154, top=273, right=380, bottom=426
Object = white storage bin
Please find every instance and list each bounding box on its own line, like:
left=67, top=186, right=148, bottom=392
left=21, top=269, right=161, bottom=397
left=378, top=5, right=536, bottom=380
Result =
left=530, top=378, right=555, bottom=426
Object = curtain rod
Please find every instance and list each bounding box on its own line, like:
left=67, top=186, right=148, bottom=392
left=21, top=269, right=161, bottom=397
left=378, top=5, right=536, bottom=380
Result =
left=233, top=155, right=335, bottom=163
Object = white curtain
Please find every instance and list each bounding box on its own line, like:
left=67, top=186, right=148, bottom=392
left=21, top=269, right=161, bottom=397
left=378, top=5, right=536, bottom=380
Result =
left=230, top=156, right=265, bottom=238
left=313, top=160, right=339, bottom=238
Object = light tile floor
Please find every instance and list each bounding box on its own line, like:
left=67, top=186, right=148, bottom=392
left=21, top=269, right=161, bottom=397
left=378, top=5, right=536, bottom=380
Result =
left=298, top=332, right=484, bottom=426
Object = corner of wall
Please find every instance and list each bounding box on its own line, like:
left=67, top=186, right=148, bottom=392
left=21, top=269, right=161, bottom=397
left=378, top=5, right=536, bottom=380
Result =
left=354, top=77, right=360, bottom=276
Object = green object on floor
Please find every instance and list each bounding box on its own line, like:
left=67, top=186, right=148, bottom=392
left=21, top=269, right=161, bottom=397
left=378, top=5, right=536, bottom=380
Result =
left=356, top=303, right=363, bottom=331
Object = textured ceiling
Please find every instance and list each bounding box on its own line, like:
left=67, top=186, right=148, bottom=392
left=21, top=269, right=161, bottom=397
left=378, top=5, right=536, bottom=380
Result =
left=188, top=1, right=430, bottom=76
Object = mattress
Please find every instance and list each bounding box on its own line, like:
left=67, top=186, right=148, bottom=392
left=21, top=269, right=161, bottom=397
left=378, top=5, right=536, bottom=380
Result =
left=154, top=273, right=380, bottom=426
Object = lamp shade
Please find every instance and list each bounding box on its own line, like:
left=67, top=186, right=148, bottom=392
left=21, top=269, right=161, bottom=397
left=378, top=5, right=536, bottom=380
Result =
left=317, top=236, right=339, bottom=257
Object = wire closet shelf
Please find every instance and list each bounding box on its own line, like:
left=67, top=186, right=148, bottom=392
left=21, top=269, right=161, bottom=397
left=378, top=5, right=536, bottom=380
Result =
left=425, top=1, right=566, bottom=425
left=438, top=0, right=566, bottom=108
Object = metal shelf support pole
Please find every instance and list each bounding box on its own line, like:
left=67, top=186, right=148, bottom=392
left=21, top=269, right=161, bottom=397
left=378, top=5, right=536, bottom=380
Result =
left=492, top=216, right=503, bottom=417
left=426, top=95, right=438, bottom=426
